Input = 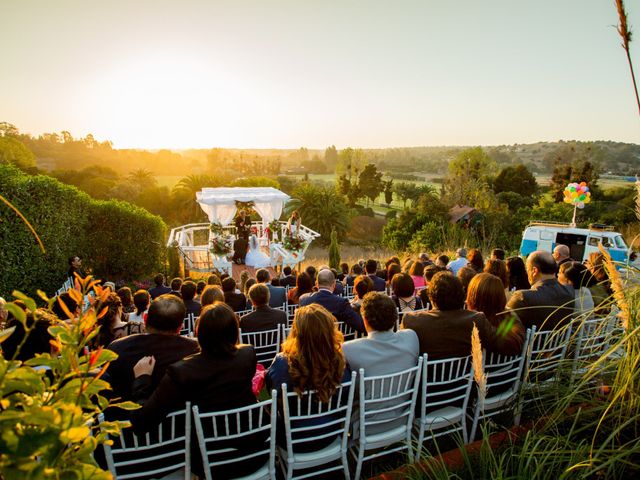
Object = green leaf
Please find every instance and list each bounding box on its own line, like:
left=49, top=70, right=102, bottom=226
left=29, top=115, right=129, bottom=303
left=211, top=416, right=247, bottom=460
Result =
left=0, top=326, right=16, bottom=344
left=109, top=401, right=141, bottom=411
left=11, top=291, right=37, bottom=312
left=4, top=303, right=26, bottom=325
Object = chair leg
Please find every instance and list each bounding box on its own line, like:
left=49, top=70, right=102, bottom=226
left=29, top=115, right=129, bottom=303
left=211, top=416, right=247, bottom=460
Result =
left=341, top=452, right=350, bottom=479
left=415, top=424, right=425, bottom=460
left=469, top=404, right=480, bottom=442
left=352, top=446, right=364, bottom=480
left=406, top=432, right=415, bottom=463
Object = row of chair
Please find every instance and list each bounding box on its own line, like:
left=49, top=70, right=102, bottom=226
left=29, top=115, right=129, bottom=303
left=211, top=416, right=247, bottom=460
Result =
left=100, top=313, right=621, bottom=479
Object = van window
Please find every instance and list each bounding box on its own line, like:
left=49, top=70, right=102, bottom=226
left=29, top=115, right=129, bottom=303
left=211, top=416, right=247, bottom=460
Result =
left=602, top=237, right=613, bottom=248
left=615, top=236, right=627, bottom=249
left=540, top=230, right=554, bottom=241
left=588, top=237, right=601, bottom=247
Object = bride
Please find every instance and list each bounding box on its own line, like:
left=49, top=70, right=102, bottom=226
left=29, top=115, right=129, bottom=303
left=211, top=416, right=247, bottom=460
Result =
left=245, top=234, right=271, bottom=268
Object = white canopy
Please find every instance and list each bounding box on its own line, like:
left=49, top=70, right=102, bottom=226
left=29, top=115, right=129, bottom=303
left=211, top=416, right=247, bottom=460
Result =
left=196, top=187, right=291, bottom=225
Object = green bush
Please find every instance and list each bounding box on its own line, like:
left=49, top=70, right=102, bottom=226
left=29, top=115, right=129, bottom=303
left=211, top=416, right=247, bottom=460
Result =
left=0, top=164, right=166, bottom=297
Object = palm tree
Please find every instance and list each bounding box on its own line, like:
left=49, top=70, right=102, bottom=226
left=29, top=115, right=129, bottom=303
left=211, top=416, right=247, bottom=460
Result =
left=127, top=169, right=157, bottom=191
left=172, top=174, right=221, bottom=223
left=286, top=183, right=350, bottom=242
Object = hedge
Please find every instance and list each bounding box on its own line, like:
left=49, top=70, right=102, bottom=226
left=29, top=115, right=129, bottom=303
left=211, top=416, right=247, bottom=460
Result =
left=0, top=164, right=166, bottom=297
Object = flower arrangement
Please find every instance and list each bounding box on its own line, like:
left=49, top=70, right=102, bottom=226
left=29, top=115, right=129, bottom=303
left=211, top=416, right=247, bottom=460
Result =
left=282, top=234, right=305, bottom=252
left=209, top=222, right=224, bottom=236
left=265, top=220, right=280, bottom=241
left=210, top=235, right=232, bottom=257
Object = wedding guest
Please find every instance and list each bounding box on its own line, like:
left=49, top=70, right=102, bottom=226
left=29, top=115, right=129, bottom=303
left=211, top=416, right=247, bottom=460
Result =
left=281, top=266, right=297, bottom=288
left=93, top=292, right=144, bottom=348
left=491, top=248, right=506, bottom=261
left=386, top=263, right=402, bottom=291
left=484, top=259, right=510, bottom=298
left=457, top=266, right=477, bottom=295
left=585, top=252, right=613, bottom=314
left=350, top=275, right=373, bottom=311
left=200, top=285, right=225, bottom=307
left=391, top=273, right=424, bottom=312
left=149, top=274, right=172, bottom=299
left=169, top=278, right=183, bottom=297
left=117, top=287, right=135, bottom=314
left=435, top=255, right=450, bottom=270
left=409, top=261, right=426, bottom=291
left=506, top=256, right=531, bottom=291
left=287, top=272, right=313, bottom=305
left=345, top=264, right=362, bottom=287
left=195, top=281, right=206, bottom=302
left=129, top=290, right=150, bottom=323
left=222, top=277, right=247, bottom=312
left=466, top=273, right=525, bottom=353
left=552, top=244, right=573, bottom=267
left=67, top=255, right=85, bottom=279
left=447, top=248, right=468, bottom=276
left=207, top=274, right=222, bottom=286
left=181, top=280, right=201, bottom=317
left=365, top=259, right=386, bottom=292
left=240, top=284, right=287, bottom=332
left=466, top=249, right=484, bottom=273
left=256, top=269, right=287, bottom=308
left=558, top=261, right=595, bottom=314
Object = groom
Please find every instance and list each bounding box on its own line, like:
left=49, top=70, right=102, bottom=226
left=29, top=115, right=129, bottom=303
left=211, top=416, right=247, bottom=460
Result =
left=233, top=210, right=250, bottom=264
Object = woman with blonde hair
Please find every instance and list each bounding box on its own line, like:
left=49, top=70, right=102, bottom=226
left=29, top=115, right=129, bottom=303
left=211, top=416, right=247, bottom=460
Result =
left=267, top=304, right=351, bottom=450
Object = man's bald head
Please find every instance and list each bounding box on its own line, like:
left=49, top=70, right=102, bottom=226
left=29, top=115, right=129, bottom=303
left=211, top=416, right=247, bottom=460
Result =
left=526, top=251, right=558, bottom=284
left=317, top=269, right=336, bottom=289
left=553, top=244, right=570, bottom=262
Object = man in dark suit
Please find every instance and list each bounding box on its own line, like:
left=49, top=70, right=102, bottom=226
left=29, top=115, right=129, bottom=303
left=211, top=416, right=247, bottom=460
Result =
left=240, top=284, right=287, bottom=332
left=345, top=264, right=363, bottom=287
left=105, top=294, right=199, bottom=400
left=148, top=273, right=172, bottom=299
left=280, top=266, right=297, bottom=288
left=222, top=277, right=247, bottom=312
left=256, top=268, right=287, bottom=308
left=299, top=269, right=365, bottom=333
left=552, top=244, right=575, bottom=267
left=507, top=250, right=575, bottom=330
left=365, top=259, right=386, bottom=292
left=180, top=280, right=201, bottom=317
left=402, top=271, right=524, bottom=359
left=169, top=278, right=183, bottom=298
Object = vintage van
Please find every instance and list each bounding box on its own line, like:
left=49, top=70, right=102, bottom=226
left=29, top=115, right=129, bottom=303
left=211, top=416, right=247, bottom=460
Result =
left=520, top=221, right=629, bottom=263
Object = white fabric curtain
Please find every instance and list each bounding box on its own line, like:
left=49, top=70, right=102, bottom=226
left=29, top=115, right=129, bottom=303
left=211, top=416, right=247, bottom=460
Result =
left=253, top=200, right=284, bottom=224
left=199, top=203, right=237, bottom=225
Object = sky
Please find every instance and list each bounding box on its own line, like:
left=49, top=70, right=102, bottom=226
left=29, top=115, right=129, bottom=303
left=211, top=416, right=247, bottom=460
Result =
left=1, top=0, right=639, bottom=149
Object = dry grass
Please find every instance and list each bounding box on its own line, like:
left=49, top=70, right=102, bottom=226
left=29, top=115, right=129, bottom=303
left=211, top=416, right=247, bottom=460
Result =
left=303, top=244, right=398, bottom=268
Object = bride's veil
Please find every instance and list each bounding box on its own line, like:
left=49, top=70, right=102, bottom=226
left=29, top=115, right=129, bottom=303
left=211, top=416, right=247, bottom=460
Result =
left=249, top=234, right=259, bottom=250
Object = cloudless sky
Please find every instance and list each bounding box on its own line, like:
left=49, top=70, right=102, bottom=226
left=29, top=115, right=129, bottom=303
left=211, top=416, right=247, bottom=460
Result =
left=1, top=0, right=639, bottom=149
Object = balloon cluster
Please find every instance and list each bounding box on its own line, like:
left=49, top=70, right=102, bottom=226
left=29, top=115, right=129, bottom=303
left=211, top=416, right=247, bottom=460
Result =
left=563, top=182, right=591, bottom=209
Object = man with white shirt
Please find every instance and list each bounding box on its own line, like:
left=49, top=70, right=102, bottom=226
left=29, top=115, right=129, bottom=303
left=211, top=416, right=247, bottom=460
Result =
left=447, top=248, right=468, bottom=275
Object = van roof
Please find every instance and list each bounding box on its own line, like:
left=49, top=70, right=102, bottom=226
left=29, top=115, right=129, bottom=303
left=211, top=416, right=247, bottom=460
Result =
left=526, top=221, right=618, bottom=234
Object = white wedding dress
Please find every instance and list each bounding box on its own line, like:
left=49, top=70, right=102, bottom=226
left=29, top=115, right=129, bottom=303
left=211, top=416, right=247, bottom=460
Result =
left=245, top=235, right=271, bottom=268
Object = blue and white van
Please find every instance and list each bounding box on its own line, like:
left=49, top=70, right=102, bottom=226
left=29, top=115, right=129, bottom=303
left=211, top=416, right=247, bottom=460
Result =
left=520, top=221, right=629, bottom=263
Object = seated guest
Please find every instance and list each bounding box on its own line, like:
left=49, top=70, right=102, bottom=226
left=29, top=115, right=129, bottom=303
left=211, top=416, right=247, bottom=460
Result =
left=419, top=253, right=432, bottom=266
left=305, top=266, right=317, bottom=284
left=435, top=255, right=450, bottom=270
left=345, top=264, right=362, bottom=286
left=558, top=261, right=595, bottom=314
left=466, top=273, right=525, bottom=353
left=239, top=271, right=251, bottom=294
left=281, top=266, right=297, bottom=288
left=506, top=256, right=531, bottom=291
left=467, top=249, right=484, bottom=273
left=106, top=294, right=199, bottom=400
left=256, top=269, right=286, bottom=308
left=117, top=287, right=136, bottom=314
left=386, top=263, right=402, bottom=291
left=299, top=269, right=365, bottom=333
left=207, top=274, right=222, bottom=286
left=343, top=292, right=419, bottom=434
left=418, top=264, right=443, bottom=306
left=240, top=284, right=287, bottom=332
left=93, top=293, right=144, bottom=348
left=318, top=264, right=344, bottom=296
left=267, top=304, right=351, bottom=450
left=131, top=303, right=260, bottom=478
left=506, top=251, right=575, bottom=330
left=484, top=259, right=510, bottom=299
left=491, top=248, right=506, bottom=261
left=457, top=266, right=477, bottom=295
left=552, top=244, right=574, bottom=267
left=149, top=273, right=171, bottom=300
left=401, top=272, right=522, bottom=358
left=409, top=261, right=426, bottom=291
left=447, top=248, right=468, bottom=276
left=3, top=309, right=57, bottom=361
left=391, top=273, right=424, bottom=312
left=350, top=275, right=374, bottom=311
left=181, top=280, right=202, bottom=317
left=200, top=284, right=225, bottom=307
left=222, top=277, right=247, bottom=312
left=287, top=272, right=313, bottom=305
left=337, top=263, right=349, bottom=282
left=195, top=281, right=206, bottom=302
left=365, top=259, right=386, bottom=292
left=129, top=290, right=150, bottom=323
left=51, top=292, right=80, bottom=321
left=169, top=278, right=183, bottom=298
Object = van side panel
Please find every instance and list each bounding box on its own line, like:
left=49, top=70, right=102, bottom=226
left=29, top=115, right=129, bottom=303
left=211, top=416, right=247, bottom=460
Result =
left=520, top=238, right=538, bottom=256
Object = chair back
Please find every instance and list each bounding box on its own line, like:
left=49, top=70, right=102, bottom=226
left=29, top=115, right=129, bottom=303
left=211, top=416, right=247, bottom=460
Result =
left=236, top=309, right=253, bottom=319
left=336, top=321, right=359, bottom=341
left=421, top=354, right=474, bottom=418
left=286, top=303, right=298, bottom=323
left=525, top=324, right=572, bottom=382
left=240, top=328, right=282, bottom=368
left=573, top=314, right=618, bottom=372
left=180, top=313, right=196, bottom=336
left=358, top=357, right=423, bottom=441
left=192, top=393, right=277, bottom=480
left=101, top=403, right=191, bottom=480
left=281, top=373, right=356, bottom=459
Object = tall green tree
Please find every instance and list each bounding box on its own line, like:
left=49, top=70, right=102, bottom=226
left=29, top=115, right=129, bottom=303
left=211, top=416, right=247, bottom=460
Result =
left=549, top=160, right=600, bottom=202
left=445, top=147, right=497, bottom=206
left=0, top=137, right=36, bottom=171
left=383, top=180, right=394, bottom=205
left=324, top=145, right=338, bottom=170
left=493, top=164, right=538, bottom=197
left=286, top=183, right=350, bottom=242
left=358, top=163, right=384, bottom=206
left=172, top=174, right=221, bottom=222
left=328, top=228, right=341, bottom=270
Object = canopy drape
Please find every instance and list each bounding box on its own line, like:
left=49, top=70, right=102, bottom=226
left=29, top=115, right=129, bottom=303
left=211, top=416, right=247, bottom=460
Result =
left=196, top=187, right=290, bottom=225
